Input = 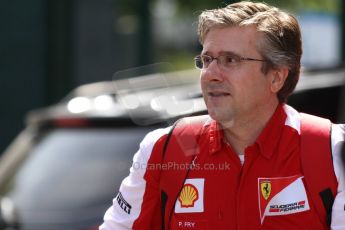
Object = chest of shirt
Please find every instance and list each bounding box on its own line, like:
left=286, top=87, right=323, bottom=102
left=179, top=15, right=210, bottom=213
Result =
left=170, top=141, right=324, bottom=230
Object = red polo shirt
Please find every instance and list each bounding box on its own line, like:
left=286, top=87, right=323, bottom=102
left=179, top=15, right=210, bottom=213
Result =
left=169, top=105, right=325, bottom=230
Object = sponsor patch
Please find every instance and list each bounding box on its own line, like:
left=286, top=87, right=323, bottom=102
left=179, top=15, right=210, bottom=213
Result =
left=116, top=192, right=132, bottom=214
left=175, top=178, right=204, bottom=213
left=179, top=184, right=199, bottom=208
left=258, top=175, right=310, bottom=223
left=260, top=181, right=271, bottom=200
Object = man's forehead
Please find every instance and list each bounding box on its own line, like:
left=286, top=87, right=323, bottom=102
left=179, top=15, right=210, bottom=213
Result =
left=202, top=26, right=260, bottom=55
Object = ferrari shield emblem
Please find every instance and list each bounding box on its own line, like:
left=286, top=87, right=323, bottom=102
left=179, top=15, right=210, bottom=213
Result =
left=260, top=181, right=271, bottom=200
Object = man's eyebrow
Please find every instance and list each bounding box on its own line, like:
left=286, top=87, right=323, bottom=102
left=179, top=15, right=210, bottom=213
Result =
left=200, top=51, right=240, bottom=56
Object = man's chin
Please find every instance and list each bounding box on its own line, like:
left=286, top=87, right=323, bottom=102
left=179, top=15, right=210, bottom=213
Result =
left=207, top=109, right=233, bottom=124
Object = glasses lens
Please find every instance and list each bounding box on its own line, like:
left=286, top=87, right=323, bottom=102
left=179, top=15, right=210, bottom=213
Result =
left=194, top=56, right=203, bottom=69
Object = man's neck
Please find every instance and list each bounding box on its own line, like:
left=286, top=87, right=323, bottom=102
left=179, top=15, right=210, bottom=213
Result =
left=222, top=102, right=279, bottom=155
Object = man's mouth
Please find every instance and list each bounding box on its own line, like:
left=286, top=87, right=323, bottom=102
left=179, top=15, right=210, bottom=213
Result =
left=208, top=92, right=230, bottom=97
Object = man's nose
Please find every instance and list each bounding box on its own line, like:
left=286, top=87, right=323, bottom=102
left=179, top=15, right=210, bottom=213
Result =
left=201, top=61, right=223, bottom=82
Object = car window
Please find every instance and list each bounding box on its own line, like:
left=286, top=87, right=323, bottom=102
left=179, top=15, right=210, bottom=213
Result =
left=0, top=126, right=159, bottom=227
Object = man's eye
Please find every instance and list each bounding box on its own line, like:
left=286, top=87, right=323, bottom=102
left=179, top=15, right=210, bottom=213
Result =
left=225, top=56, right=237, bottom=63
left=202, top=56, right=213, bottom=64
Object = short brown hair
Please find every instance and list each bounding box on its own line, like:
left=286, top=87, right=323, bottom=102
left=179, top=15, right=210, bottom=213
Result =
left=197, top=1, right=302, bottom=103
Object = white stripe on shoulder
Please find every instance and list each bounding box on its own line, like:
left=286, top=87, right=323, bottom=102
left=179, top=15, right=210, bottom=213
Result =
left=331, top=124, right=345, bottom=188
left=101, top=126, right=172, bottom=229
left=283, top=104, right=301, bottom=134
left=330, top=124, right=345, bottom=228
left=131, top=126, right=172, bottom=175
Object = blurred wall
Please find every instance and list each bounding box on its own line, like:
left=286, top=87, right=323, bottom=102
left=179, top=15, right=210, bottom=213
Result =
left=0, top=0, right=47, bottom=153
left=0, top=0, right=153, bottom=153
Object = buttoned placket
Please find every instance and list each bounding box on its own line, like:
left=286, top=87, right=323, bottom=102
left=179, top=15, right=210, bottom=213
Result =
left=236, top=143, right=260, bottom=230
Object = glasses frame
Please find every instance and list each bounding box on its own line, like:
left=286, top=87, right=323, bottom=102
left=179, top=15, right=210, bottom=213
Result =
left=194, top=54, right=266, bottom=69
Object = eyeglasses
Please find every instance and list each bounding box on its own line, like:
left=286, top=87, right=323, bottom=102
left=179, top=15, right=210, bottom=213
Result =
left=194, top=54, right=266, bottom=69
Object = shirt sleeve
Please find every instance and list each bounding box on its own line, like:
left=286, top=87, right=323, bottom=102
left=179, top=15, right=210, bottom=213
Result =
left=331, top=124, right=345, bottom=230
left=99, top=127, right=171, bottom=230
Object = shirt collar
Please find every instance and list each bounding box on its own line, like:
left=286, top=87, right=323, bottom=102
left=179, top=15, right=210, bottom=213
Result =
left=207, top=104, right=287, bottom=158
left=208, top=120, right=223, bottom=155
left=255, top=104, right=287, bottom=159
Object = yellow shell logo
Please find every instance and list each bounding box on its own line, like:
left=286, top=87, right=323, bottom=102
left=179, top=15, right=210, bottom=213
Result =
left=178, top=184, right=199, bottom=208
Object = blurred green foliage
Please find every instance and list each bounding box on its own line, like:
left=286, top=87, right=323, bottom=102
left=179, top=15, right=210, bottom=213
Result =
left=264, top=0, right=340, bottom=13
left=162, top=0, right=341, bottom=70
left=174, top=0, right=228, bottom=15
left=172, top=0, right=340, bottom=14
left=113, top=0, right=342, bottom=71
left=160, top=50, right=197, bottom=70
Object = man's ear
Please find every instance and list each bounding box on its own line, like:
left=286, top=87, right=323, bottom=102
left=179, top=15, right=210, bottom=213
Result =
left=270, top=67, right=289, bottom=93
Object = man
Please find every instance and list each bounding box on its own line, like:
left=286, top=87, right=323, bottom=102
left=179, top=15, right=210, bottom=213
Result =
left=100, top=1, right=345, bottom=229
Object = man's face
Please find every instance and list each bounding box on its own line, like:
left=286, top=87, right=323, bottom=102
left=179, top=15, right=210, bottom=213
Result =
left=200, top=26, right=277, bottom=125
